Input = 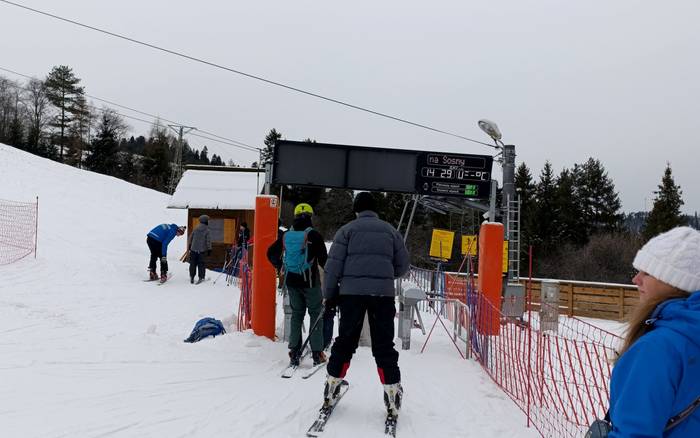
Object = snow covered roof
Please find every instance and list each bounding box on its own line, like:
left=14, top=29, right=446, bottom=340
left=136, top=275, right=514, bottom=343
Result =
left=167, top=169, right=262, bottom=210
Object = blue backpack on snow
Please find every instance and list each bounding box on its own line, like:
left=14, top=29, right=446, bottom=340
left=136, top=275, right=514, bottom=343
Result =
left=184, top=317, right=226, bottom=343
left=283, top=227, right=313, bottom=275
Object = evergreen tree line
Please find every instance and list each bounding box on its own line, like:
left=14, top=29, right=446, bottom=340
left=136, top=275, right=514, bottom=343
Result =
left=516, top=159, right=689, bottom=282
left=0, top=66, right=229, bottom=193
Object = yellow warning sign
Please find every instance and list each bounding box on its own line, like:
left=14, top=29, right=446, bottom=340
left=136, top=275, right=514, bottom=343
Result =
left=461, top=235, right=477, bottom=256
left=429, top=229, right=455, bottom=260
left=502, top=240, right=509, bottom=273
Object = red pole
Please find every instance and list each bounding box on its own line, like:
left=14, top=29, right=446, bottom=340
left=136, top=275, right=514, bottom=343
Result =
left=527, top=245, right=533, bottom=427
left=34, top=196, right=38, bottom=258
left=251, top=196, right=279, bottom=340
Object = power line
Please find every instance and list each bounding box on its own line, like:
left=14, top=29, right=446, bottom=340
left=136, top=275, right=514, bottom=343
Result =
left=0, top=0, right=496, bottom=149
left=0, top=65, right=259, bottom=153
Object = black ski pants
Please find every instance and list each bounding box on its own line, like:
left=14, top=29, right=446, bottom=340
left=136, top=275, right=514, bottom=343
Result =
left=327, top=295, right=400, bottom=385
left=189, top=251, right=206, bottom=280
left=147, top=236, right=168, bottom=274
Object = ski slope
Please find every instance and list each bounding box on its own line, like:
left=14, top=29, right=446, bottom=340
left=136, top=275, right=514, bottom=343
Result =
left=0, top=144, right=538, bottom=437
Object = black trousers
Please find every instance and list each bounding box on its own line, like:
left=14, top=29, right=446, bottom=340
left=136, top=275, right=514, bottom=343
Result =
left=147, top=236, right=168, bottom=274
left=323, top=305, right=336, bottom=349
left=189, top=251, right=205, bottom=280
left=327, top=295, right=400, bottom=385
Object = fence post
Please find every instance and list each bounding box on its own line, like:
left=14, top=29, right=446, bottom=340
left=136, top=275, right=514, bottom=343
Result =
left=618, top=288, right=625, bottom=320
left=527, top=245, right=533, bottom=427
left=567, top=283, right=574, bottom=317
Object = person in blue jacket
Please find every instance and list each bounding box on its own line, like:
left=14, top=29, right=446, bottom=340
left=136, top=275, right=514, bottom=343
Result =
left=608, top=226, right=700, bottom=437
left=147, top=224, right=185, bottom=282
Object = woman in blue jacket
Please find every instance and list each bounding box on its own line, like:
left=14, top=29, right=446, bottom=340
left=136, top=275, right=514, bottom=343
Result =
left=146, top=224, right=185, bottom=282
left=608, top=226, right=700, bottom=437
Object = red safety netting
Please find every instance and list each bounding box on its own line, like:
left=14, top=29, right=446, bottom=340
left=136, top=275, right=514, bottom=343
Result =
left=0, top=197, right=37, bottom=265
left=410, top=265, right=622, bottom=437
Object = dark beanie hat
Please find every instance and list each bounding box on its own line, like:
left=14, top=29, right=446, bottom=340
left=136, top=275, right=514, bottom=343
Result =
left=353, top=192, right=376, bottom=213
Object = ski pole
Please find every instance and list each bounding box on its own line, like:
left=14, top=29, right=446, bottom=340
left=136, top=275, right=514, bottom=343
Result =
left=296, top=310, right=324, bottom=359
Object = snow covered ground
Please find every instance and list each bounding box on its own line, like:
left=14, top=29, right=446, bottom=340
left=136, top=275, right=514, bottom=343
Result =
left=0, top=144, right=538, bottom=437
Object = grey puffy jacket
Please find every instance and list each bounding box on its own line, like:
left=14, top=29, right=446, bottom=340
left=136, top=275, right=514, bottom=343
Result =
left=189, top=224, right=212, bottom=253
left=323, top=211, right=410, bottom=299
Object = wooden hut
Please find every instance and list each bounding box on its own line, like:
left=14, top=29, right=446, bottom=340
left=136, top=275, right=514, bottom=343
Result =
left=168, top=166, right=263, bottom=270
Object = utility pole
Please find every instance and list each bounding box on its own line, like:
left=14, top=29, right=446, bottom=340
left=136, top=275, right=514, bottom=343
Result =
left=166, top=124, right=196, bottom=194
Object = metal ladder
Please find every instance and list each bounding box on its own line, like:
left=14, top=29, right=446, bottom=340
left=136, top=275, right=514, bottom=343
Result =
left=505, top=195, right=521, bottom=281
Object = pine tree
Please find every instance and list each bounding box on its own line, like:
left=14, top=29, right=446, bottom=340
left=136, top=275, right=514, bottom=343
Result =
left=65, top=94, right=92, bottom=167
left=200, top=146, right=210, bottom=164
left=553, top=168, right=586, bottom=246
left=575, top=158, right=623, bottom=236
left=142, top=122, right=172, bottom=192
left=44, top=65, right=85, bottom=161
left=532, top=161, right=557, bottom=253
left=84, top=109, right=125, bottom=176
left=514, top=162, right=537, bottom=261
left=642, top=163, right=686, bottom=241
left=315, top=188, right=355, bottom=237
left=117, top=152, right=138, bottom=183
left=261, top=128, right=282, bottom=166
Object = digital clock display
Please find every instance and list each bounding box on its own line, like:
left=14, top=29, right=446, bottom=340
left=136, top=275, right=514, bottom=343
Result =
left=415, top=152, right=493, bottom=199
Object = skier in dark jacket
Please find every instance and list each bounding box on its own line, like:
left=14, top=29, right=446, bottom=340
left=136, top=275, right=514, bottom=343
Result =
left=146, top=224, right=185, bottom=282
left=603, top=226, right=700, bottom=437
left=187, top=215, right=212, bottom=284
left=267, top=203, right=328, bottom=367
left=320, top=192, right=410, bottom=421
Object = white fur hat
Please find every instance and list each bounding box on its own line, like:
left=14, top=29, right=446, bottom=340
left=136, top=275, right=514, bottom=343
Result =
left=633, top=226, right=700, bottom=292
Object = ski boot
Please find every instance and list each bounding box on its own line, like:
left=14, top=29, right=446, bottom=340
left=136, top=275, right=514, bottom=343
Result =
left=323, top=375, right=344, bottom=407
left=288, top=349, right=301, bottom=367
left=383, top=383, right=403, bottom=417
left=190, top=277, right=195, bottom=284
left=160, top=272, right=168, bottom=284
left=149, top=271, right=159, bottom=281
left=312, top=351, right=327, bottom=366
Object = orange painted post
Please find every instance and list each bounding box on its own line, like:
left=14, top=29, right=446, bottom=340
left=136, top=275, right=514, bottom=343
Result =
left=477, top=222, right=504, bottom=335
left=251, top=195, right=279, bottom=340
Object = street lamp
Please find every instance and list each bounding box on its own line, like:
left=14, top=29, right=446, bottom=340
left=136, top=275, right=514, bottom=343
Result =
left=478, top=119, right=504, bottom=145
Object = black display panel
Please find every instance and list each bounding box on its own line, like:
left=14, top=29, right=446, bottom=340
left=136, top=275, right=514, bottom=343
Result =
left=272, top=140, right=493, bottom=199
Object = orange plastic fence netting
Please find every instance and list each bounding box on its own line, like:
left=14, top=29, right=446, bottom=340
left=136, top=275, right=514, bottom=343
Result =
left=0, top=198, right=37, bottom=265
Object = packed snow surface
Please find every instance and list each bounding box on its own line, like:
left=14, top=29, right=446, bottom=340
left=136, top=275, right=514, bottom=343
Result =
left=0, top=144, right=537, bottom=437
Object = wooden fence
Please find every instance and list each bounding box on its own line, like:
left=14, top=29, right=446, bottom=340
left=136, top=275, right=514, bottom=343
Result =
left=521, top=278, right=639, bottom=321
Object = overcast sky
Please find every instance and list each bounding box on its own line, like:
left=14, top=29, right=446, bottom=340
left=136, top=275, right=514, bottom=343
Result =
left=1, top=0, right=698, bottom=214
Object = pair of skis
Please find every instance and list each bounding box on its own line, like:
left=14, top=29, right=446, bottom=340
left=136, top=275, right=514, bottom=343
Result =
left=143, top=272, right=173, bottom=285
left=280, top=358, right=326, bottom=379
left=281, top=311, right=326, bottom=380
left=305, top=381, right=398, bottom=437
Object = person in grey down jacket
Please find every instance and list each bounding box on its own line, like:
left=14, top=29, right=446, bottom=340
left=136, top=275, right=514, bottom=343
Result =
left=320, top=191, right=410, bottom=422
left=188, top=215, right=212, bottom=284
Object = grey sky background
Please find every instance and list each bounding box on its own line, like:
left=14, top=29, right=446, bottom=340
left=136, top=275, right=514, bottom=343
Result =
left=1, top=0, right=698, bottom=214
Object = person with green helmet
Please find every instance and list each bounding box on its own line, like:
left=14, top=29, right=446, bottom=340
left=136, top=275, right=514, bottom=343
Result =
left=267, top=203, right=328, bottom=367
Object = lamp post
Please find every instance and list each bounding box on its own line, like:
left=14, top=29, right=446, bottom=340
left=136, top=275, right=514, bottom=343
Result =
left=479, top=119, right=518, bottom=281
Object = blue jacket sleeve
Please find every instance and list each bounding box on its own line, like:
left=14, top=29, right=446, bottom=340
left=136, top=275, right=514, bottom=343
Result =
left=322, top=227, right=349, bottom=299
left=608, top=331, right=682, bottom=438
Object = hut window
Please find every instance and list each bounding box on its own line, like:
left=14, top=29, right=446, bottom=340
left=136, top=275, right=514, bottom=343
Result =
left=208, top=218, right=225, bottom=242
left=223, top=219, right=235, bottom=244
